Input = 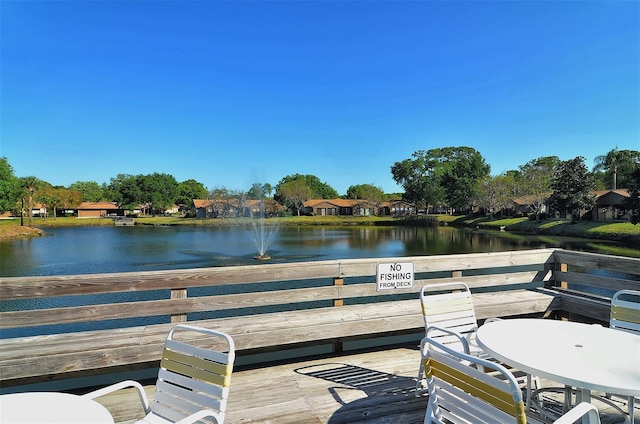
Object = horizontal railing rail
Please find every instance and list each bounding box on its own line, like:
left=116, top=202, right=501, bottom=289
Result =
left=1, top=249, right=558, bottom=331
left=548, top=250, right=640, bottom=321
left=2, top=248, right=639, bottom=332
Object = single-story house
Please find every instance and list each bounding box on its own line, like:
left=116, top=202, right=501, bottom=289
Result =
left=240, top=199, right=284, bottom=217
left=193, top=199, right=284, bottom=219
left=303, top=199, right=416, bottom=216
left=512, top=194, right=550, bottom=216
left=592, top=189, right=631, bottom=221
left=75, top=202, right=126, bottom=218
left=509, top=189, right=632, bottom=221
left=303, top=199, right=357, bottom=216
left=193, top=199, right=218, bottom=219
left=379, top=200, right=417, bottom=216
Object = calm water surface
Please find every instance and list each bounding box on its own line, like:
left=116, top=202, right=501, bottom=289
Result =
left=2, top=225, right=638, bottom=277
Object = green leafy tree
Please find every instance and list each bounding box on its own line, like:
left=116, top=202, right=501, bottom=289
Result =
left=139, top=173, right=179, bottom=216
left=250, top=183, right=274, bottom=199
left=346, top=184, right=384, bottom=201
left=277, top=179, right=314, bottom=216
left=177, top=179, right=208, bottom=211
left=36, top=183, right=82, bottom=219
left=391, top=147, right=489, bottom=213
left=593, top=148, right=640, bottom=190
left=59, top=188, right=83, bottom=216
left=439, top=147, right=491, bottom=213
left=108, top=174, right=143, bottom=210
left=209, top=186, right=237, bottom=218
left=549, top=157, right=596, bottom=223
left=262, top=183, right=273, bottom=198
left=275, top=174, right=338, bottom=201
left=476, top=175, right=512, bottom=220
left=390, top=150, right=446, bottom=213
left=36, top=183, right=58, bottom=219
left=346, top=184, right=386, bottom=214
left=516, top=156, right=560, bottom=222
left=247, top=183, right=267, bottom=200
left=69, top=181, right=104, bottom=202
left=32, top=184, right=82, bottom=219
left=0, top=157, right=19, bottom=213
left=624, top=164, right=640, bottom=225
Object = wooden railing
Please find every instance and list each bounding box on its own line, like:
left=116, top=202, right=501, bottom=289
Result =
left=1, top=248, right=638, bottom=389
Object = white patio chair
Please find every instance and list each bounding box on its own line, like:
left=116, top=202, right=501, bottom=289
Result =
left=83, top=324, right=235, bottom=424
left=611, top=289, right=640, bottom=335
left=420, top=336, right=602, bottom=424
left=416, top=282, right=538, bottom=397
left=609, top=289, right=640, bottom=423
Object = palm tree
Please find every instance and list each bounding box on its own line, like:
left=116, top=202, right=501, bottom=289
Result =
left=593, top=148, right=640, bottom=190
left=19, top=176, right=41, bottom=227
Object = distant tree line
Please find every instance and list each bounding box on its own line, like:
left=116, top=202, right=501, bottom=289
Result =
left=1, top=146, right=639, bottom=226
left=390, top=147, right=639, bottom=224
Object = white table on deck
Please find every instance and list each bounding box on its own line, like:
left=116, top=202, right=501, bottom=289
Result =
left=476, top=318, right=640, bottom=423
left=0, top=392, right=114, bottom=423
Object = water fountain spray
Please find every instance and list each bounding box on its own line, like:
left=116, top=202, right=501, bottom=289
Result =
left=249, top=199, right=280, bottom=260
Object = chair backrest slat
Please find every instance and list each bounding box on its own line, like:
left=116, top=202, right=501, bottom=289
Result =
left=157, top=368, right=228, bottom=401
left=610, top=290, right=640, bottom=335
left=422, top=337, right=526, bottom=424
left=420, top=283, right=478, bottom=331
left=435, top=379, right=517, bottom=424
left=150, top=324, right=235, bottom=424
left=153, top=388, right=220, bottom=422
left=164, top=338, right=232, bottom=364
left=161, top=349, right=231, bottom=387
left=426, top=354, right=519, bottom=416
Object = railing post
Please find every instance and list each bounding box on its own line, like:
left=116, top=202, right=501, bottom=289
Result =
left=333, top=277, right=344, bottom=353
left=545, top=254, right=568, bottom=320
left=333, top=277, right=344, bottom=307
left=451, top=271, right=462, bottom=279
left=171, top=288, right=187, bottom=323
left=545, top=261, right=567, bottom=289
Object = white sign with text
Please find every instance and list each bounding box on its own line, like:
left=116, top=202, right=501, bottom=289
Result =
left=376, top=262, right=414, bottom=291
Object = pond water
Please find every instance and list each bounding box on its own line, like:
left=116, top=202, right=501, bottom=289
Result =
left=1, top=224, right=638, bottom=277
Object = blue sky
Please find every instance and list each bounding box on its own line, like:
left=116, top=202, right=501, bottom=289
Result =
left=1, top=1, right=638, bottom=195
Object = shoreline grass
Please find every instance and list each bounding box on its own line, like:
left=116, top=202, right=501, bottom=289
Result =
left=457, top=215, right=640, bottom=245
left=2, top=214, right=639, bottom=246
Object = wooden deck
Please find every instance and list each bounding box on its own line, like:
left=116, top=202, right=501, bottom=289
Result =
left=95, top=344, right=636, bottom=424
left=3, top=250, right=639, bottom=423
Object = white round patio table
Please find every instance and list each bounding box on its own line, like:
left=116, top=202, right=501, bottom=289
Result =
left=476, top=319, right=640, bottom=399
left=0, top=392, right=114, bottom=423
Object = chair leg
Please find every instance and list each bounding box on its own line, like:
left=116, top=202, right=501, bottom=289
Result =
left=415, top=360, right=426, bottom=397
left=563, top=385, right=573, bottom=413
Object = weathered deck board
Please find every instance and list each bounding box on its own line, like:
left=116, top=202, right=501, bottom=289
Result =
left=96, top=345, right=428, bottom=424
left=94, top=345, right=635, bottom=424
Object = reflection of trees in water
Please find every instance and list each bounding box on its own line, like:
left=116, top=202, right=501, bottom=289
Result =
left=275, top=225, right=629, bottom=257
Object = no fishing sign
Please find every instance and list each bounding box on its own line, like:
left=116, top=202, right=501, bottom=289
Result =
left=376, top=262, right=414, bottom=291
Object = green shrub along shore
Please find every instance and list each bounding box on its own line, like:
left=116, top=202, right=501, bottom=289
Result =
left=1, top=214, right=639, bottom=247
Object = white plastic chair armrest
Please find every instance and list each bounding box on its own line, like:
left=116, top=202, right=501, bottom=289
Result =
left=82, top=379, right=150, bottom=414
left=425, top=325, right=471, bottom=354
left=552, top=402, right=601, bottom=424
left=174, top=409, right=223, bottom=424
